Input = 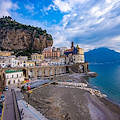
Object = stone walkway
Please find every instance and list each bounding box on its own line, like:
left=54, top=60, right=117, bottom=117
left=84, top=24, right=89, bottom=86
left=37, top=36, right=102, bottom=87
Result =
left=17, top=100, right=47, bottom=120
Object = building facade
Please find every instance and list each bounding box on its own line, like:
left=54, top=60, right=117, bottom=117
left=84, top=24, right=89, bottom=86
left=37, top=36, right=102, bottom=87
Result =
left=27, top=61, right=35, bottom=67
left=72, top=55, right=84, bottom=63
left=59, top=47, right=67, bottom=56
left=0, top=51, right=13, bottom=56
left=42, top=47, right=60, bottom=58
left=5, top=70, right=24, bottom=85
left=31, top=53, right=44, bottom=61
left=64, top=42, right=85, bottom=64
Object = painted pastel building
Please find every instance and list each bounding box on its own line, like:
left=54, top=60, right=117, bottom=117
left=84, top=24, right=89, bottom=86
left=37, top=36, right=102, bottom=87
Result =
left=31, top=53, right=44, bottom=61
left=0, top=51, right=13, bottom=56
left=26, top=61, right=35, bottom=67
left=5, top=70, right=24, bottom=86
left=42, top=47, right=60, bottom=59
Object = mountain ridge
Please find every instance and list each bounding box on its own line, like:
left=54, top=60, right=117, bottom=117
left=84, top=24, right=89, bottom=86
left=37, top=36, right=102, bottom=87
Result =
left=85, top=47, right=120, bottom=64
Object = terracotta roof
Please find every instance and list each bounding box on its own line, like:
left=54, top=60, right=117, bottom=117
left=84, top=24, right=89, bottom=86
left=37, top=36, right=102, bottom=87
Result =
left=66, top=49, right=73, bottom=52
left=77, top=47, right=84, bottom=50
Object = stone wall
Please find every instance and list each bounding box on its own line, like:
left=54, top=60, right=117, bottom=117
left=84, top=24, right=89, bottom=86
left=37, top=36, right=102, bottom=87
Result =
left=68, top=63, right=89, bottom=74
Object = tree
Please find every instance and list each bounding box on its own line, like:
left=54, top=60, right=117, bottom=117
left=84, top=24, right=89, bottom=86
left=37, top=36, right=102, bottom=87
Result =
left=8, top=16, right=12, bottom=19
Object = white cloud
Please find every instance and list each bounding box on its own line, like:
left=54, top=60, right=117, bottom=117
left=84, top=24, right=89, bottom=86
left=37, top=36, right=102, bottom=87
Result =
left=53, top=0, right=71, bottom=12
left=106, top=0, right=112, bottom=3
left=12, top=13, right=46, bottom=30
left=75, top=44, right=96, bottom=52
left=44, top=0, right=89, bottom=13
left=0, top=0, right=19, bottom=18
left=80, top=35, right=120, bottom=52
left=90, top=5, right=104, bottom=17
left=53, top=33, right=70, bottom=47
left=73, top=35, right=120, bottom=52
left=45, top=0, right=120, bottom=52
left=107, top=36, right=120, bottom=52
left=1, top=0, right=120, bottom=53
left=25, top=3, right=35, bottom=13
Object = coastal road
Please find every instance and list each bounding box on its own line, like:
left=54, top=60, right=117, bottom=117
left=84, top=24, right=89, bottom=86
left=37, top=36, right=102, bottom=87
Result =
left=2, top=89, right=15, bottom=120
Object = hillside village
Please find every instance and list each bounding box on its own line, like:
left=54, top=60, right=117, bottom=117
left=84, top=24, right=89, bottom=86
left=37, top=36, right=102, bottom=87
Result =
left=0, top=42, right=87, bottom=87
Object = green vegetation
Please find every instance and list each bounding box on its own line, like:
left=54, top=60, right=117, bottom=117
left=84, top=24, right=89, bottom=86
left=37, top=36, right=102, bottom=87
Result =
left=14, top=47, right=42, bottom=58
left=16, top=50, right=31, bottom=58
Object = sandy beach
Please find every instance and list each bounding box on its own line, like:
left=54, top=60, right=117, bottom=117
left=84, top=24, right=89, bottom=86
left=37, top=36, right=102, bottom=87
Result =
left=23, top=74, right=120, bottom=120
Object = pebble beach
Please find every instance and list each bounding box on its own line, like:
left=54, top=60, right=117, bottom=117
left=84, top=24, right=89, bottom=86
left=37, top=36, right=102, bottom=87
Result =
left=23, top=74, right=120, bottom=120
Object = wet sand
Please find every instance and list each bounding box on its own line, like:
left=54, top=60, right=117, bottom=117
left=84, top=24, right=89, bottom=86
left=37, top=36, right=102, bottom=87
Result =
left=23, top=74, right=120, bottom=120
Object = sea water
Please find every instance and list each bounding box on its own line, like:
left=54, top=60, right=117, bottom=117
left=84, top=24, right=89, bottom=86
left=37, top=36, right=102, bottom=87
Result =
left=87, top=63, right=120, bottom=104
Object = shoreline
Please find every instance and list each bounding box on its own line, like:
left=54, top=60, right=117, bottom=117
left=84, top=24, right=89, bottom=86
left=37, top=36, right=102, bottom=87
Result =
left=81, top=75, right=120, bottom=109
left=84, top=75, right=120, bottom=108
left=102, top=96, right=120, bottom=108
left=23, top=73, right=120, bottom=120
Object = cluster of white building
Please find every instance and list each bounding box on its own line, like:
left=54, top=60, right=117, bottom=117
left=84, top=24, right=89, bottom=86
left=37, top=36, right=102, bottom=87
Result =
left=0, top=42, right=85, bottom=68
left=0, top=55, right=28, bottom=68
left=0, top=42, right=85, bottom=86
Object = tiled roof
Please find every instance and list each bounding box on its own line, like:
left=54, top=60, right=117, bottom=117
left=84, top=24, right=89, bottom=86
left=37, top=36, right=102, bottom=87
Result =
left=5, top=70, right=22, bottom=73
left=66, top=49, right=73, bottom=52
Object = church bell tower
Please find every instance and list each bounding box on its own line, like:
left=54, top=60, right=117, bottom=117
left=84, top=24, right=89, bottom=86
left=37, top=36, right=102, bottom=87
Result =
left=71, top=41, right=74, bottom=49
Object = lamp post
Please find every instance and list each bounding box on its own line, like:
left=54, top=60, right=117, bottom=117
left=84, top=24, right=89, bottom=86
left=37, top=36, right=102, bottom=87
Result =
left=27, top=92, right=30, bottom=105
left=27, top=90, right=33, bottom=107
left=2, top=86, right=4, bottom=94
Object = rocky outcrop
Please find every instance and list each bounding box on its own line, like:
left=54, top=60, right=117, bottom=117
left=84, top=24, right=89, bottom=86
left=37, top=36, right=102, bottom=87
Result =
left=0, top=16, right=53, bottom=52
left=88, top=72, right=98, bottom=77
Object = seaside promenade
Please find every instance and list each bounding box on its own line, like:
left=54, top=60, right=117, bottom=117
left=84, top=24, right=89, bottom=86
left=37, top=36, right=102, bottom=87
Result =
left=17, top=100, right=47, bottom=120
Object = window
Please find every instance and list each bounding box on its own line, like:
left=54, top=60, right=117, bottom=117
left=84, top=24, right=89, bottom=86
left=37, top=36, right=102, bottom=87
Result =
left=7, top=76, right=9, bottom=79
left=17, top=74, right=18, bottom=77
left=12, top=75, right=14, bottom=78
left=33, top=56, right=35, bottom=60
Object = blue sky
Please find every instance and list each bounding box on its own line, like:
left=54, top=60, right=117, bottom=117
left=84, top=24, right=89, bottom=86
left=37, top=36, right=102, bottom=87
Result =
left=0, top=0, right=120, bottom=52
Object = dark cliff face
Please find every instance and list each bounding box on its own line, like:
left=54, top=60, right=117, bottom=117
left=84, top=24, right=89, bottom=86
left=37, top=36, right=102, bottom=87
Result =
left=0, top=16, right=53, bottom=52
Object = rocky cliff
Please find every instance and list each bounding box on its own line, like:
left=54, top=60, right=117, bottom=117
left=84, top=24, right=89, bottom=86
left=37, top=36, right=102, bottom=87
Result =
left=0, top=16, right=53, bottom=54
